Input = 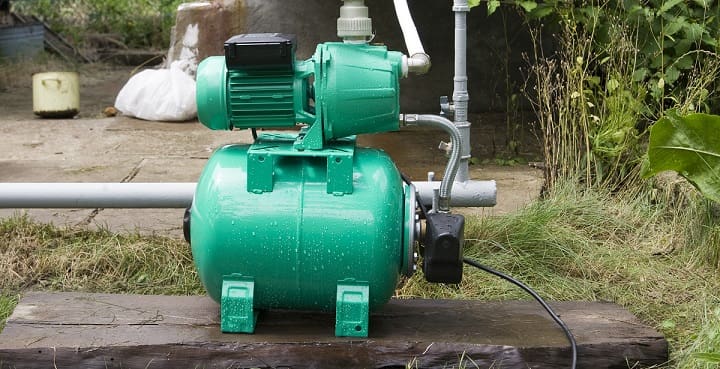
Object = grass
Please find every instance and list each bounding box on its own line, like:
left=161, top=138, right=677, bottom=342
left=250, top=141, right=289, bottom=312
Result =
left=1, top=182, right=719, bottom=367
left=398, top=181, right=720, bottom=368
left=0, top=215, right=203, bottom=330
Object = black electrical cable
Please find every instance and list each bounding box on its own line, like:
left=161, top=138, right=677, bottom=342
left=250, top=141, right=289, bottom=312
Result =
left=400, top=170, right=575, bottom=367
left=400, top=172, right=413, bottom=186
left=251, top=128, right=258, bottom=140
left=463, top=257, right=578, bottom=369
left=400, top=172, right=429, bottom=219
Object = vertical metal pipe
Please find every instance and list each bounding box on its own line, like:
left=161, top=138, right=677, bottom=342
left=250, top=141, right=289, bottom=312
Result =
left=452, top=0, right=471, bottom=183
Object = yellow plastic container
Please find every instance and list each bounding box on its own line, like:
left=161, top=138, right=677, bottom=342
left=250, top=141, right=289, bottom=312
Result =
left=32, top=72, right=79, bottom=118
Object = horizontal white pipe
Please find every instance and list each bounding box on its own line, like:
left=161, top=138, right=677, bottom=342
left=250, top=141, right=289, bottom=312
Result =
left=0, top=183, right=196, bottom=208
left=414, top=180, right=496, bottom=207
left=0, top=180, right=496, bottom=209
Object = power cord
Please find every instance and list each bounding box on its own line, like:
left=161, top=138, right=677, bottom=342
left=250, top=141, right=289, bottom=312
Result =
left=399, top=172, right=576, bottom=368
left=463, top=257, right=578, bottom=369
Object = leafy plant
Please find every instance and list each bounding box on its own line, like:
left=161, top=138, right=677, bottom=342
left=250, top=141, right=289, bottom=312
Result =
left=475, top=0, right=720, bottom=114
left=470, top=0, right=720, bottom=189
left=643, top=110, right=720, bottom=203
left=523, top=3, right=648, bottom=189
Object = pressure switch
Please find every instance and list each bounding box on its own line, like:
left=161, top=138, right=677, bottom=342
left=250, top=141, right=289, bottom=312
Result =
left=422, top=213, right=465, bottom=283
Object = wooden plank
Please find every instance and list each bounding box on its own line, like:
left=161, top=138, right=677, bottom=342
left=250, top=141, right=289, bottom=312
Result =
left=0, top=292, right=667, bottom=369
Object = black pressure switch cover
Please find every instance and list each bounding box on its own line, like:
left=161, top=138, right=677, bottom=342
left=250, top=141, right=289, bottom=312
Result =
left=423, top=213, right=465, bottom=284
left=224, top=33, right=296, bottom=71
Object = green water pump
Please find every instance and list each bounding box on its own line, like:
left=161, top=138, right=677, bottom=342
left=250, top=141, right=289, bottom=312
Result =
left=196, top=33, right=403, bottom=151
left=188, top=33, right=464, bottom=338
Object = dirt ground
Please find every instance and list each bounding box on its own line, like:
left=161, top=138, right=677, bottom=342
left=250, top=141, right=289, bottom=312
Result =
left=0, top=64, right=543, bottom=237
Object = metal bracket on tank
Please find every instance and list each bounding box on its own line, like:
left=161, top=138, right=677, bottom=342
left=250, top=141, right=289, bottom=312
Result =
left=247, top=133, right=355, bottom=195
left=221, top=274, right=258, bottom=333
left=335, top=279, right=370, bottom=337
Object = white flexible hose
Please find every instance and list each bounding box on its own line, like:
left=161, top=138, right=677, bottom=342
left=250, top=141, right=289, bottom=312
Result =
left=393, top=0, right=425, bottom=57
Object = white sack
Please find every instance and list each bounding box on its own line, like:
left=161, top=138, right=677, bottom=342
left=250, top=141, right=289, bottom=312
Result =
left=114, top=61, right=197, bottom=121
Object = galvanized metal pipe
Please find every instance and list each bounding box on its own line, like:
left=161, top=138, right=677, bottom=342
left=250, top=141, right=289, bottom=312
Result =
left=414, top=180, right=496, bottom=207
left=452, top=0, right=471, bottom=183
left=0, top=183, right=195, bottom=208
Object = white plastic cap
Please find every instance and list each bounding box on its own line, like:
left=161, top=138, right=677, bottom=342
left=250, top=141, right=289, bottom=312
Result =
left=337, top=0, right=373, bottom=41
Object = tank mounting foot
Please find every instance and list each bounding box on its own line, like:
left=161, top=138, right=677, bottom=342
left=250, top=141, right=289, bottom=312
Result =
left=221, top=275, right=258, bottom=333
left=335, top=279, right=369, bottom=337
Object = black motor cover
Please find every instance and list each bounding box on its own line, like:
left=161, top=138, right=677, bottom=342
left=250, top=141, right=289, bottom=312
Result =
left=224, top=33, right=296, bottom=71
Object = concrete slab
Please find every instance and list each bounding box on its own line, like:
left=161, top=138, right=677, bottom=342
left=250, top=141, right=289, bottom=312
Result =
left=89, top=157, right=210, bottom=237
left=0, top=116, right=242, bottom=236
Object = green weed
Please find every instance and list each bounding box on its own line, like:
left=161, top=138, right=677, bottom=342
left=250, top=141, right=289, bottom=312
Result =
left=0, top=294, right=19, bottom=332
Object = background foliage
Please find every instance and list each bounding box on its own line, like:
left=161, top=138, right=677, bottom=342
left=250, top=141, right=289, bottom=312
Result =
left=11, top=0, right=186, bottom=49
left=472, top=0, right=720, bottom=189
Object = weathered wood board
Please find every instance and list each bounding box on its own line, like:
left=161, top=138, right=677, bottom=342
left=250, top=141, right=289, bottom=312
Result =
left=0, top=292, right=667, bottom=369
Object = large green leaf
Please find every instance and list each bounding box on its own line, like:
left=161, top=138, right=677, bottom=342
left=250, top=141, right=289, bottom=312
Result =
left=527, top=3, right=555, bottom=19
left=658, top=0, right=684, bottom=15
left=517, top=1, right=538, bottom=12
left=487, top=0, right=500, bottom=15
left=643, top=110, right=720, bottom=203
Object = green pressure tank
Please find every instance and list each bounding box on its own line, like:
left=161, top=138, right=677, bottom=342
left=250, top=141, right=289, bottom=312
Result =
left=191, top=136, right=415, bottom=337
left=190, top=34, right=414, bottom=337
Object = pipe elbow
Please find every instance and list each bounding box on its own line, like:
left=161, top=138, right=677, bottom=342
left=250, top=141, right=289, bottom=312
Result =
left=406, top=53, right=431, bottom=75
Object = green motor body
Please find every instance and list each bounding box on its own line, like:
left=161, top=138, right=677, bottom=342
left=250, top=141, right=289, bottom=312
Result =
left=191, top=34, right=413, bottom=337
left=196, top=34, right=404, bottom=150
